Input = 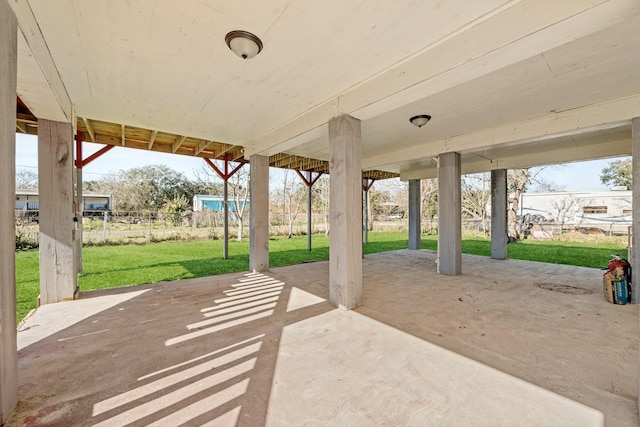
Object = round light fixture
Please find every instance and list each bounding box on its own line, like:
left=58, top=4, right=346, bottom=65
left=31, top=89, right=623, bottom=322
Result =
left=410, top=115, right=432, bottom=128
left=225, top=30, right=263, bottom=59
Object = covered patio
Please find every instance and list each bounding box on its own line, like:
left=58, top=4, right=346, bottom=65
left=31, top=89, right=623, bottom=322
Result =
left=10, top=251, right=638, bottom=426
left=3, top=1, right=640, bottom=424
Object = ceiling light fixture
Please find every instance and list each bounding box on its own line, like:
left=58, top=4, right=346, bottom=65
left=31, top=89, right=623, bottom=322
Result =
left=225, top=30, right=263, bottom=59
left=410, top=115, right=431, bottom=128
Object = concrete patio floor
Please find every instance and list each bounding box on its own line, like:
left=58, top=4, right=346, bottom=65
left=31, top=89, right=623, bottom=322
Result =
left=8, top=250, right=639, bottom=426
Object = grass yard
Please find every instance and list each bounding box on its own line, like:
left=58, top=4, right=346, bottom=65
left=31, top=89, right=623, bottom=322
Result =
left=16, top=232, right=628, bottom=322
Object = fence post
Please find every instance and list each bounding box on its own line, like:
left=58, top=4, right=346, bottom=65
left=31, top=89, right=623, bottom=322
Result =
left=103, top=212, right=107, bottom=240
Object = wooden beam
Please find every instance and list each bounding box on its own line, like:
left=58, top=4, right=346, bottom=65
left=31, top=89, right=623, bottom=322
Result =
left=230, top=148, right=245, bottom=162
left=212, top=143, right=235, bottom=158
left=272, top=154, right=296, bottom=168
left=172, top=135, right=187, bottom=153
left=195, top=140, right=211, bottom=156
left=80, top=145, right=116, bottom=168
left=82, top=117, right=95, bottom=142
left=121, top=124, right=125, bottom=146
left=15, top=122, right=26, bottom=133
left=147, top=130, right=158, bottom=150
left=9, top=1, right=72, bottom=122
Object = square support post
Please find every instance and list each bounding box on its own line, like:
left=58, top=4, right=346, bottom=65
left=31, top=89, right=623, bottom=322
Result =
left=408, top=179, right=421, bottom=250
left=249, top=155, right=269, bottom=272
left=631, top=117, right=640, bottom=304
left=0, top=2, right=18, bottom=422
left=633, top=117, right=640, bottom=422
left=329, top=115, right=362, bottom=309
left=38, top=119, right=78, bottom=304
left=491, top=169, right=508, bottom=260
left=437, top=152, right=461, bottom=275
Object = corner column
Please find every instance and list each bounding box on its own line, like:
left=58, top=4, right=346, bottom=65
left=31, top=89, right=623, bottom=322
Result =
left=329, top=115, right=362, bottom=309
left=633, top=117, right=640, bottom=422
left=631, top=118, right=640, bottom=304
left=491, top=169, right=508, bottom=260
left=249, top=155, right=269, bottom=272
left=437, top=152, right=461, bottom=275
left=408, top=179, right=421, bottom=250
left=39, top=119, right=78, bottom=304
left=0, top=2, right=18, bottom=422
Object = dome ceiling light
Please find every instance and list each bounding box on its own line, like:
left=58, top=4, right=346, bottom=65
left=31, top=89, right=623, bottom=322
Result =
left=410, top=115, right=432, bottom=128
left=225, top=30, right=263, bottom=59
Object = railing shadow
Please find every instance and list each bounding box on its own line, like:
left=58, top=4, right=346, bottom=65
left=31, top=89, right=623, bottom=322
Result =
left=13, top=269, right=333, bottom=426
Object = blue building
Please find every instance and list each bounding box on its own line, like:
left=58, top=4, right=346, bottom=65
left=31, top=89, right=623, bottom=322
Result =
left=192, top=194, right=250, bottom=213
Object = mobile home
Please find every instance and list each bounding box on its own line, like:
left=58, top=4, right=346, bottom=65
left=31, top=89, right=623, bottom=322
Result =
left=519, top=189, right=632, bottom=234
left=16, top=189, right=112, bottom=214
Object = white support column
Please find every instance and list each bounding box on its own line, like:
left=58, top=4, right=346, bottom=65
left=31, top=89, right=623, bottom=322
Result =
left=329, top=115, right=362, bottom=309
left=491, top=169, right=508, bottom=260
left=633, top=117, right=640, bottom=423
left=631, top=118, right=640, bottom=304
left=437, top=152, right=461, bottom=275
left=408, top=179, right=421, bottom=250
left=0, top=3, right=18, bottom=422
left=249, top=155, right=269, bottom=272
left=38, top=119, right=78, bottom=304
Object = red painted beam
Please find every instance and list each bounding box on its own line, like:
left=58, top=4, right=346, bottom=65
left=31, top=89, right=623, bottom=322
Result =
left=362, top=178, right=376, bottom=192
left=80, top=144, right=116, bottom=168
left=296, top=170, right=323, bottom=187
left=205, top=156, right=247, bottom=181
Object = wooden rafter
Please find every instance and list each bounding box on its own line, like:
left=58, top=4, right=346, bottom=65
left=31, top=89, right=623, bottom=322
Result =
left=195, top=140, right=211, bottom=156
left=212, top=143, right=236, bottom=158
left=229, top=147, right=245, bottom=162
left=363, top=170, right=398, bottom=180
left=172, top=135, right=187, bottom=153
left=147, top=130, right=158, bottom=150
left=15, top=113, right=398, bottom=182
left=271, top=154, right=295, bottom=168
left=82, top=117, right=95, bottom=142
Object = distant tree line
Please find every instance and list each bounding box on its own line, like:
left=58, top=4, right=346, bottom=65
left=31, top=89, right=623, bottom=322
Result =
left=16, top=156, right=632, bottom=242
left=84, top=164, right=220, bottom=213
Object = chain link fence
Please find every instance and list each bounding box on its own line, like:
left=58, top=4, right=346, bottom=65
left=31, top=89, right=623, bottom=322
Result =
left=16, top=209, right=629, bottom=250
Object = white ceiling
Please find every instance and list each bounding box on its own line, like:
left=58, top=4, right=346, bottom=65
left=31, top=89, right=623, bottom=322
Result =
left=10, top=0, right=640, bottom=179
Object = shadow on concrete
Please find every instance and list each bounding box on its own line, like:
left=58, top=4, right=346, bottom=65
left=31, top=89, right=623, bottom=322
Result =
left=12, top=269, right=332, bottom=426
left=10, top=250, right=636, bottom=426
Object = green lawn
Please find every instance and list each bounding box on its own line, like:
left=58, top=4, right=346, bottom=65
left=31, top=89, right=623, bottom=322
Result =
left=16, top=232, right=627, bottom=322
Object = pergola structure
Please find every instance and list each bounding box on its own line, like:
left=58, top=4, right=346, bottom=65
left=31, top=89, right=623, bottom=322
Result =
left=2, top=0, right=640, bottom=423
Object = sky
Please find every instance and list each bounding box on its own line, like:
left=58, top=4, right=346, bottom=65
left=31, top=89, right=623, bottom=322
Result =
left=15, top=133, right=627, bottom=191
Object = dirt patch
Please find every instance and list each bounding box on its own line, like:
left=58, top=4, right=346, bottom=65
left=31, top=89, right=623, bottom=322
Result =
left=535, top=283, right=593, bottom=295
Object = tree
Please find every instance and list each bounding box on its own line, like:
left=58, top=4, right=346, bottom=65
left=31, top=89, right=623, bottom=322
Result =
left=312, top=176, right=331, bottom=236
left=196, top=161, right=249, bottom=241
left=507, top=169, right=531, bottom=241
left=368, top=186, right=391, bottom=225
left=421, top=178, right=438, bottom=234
left=370, top=178, right=406, bottom=221
left=461, top=173, right=491, bottom=235
left=551, top=195, right=580, bottom=227
left=274, top=170, right=306, bottom=238
left=228, top=167, right=250, bottom=241
left=531, top=177, right=565, bottom=192
left=600, top=158, right=631, bottom=189
left=85, top=165, right=200, bottom=213
left=160, top=194, right=191, bottom=225
left=16, top=169, right=38, bottom=190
